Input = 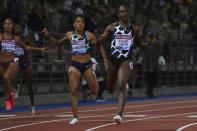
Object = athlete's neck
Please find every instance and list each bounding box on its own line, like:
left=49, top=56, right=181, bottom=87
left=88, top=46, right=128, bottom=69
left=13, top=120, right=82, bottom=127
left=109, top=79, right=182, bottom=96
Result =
left=119, top=20, right=129, bottom=29
left=75, top=29, right=84, bottom=37
left=4, top=31, right=13, bottom=38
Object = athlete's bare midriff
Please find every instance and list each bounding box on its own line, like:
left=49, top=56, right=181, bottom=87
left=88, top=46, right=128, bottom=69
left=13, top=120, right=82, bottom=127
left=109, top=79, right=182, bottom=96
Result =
left=71, top=53, right=91, bottom=63
left=0, top=52, right=14, bottom=62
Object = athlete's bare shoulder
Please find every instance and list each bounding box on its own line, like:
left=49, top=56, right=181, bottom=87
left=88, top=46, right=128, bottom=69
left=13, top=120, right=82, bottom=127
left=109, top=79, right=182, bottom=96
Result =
left=66, top=31, right=73, bottom=35
left=86, top=31, right=96, bottom=44
left=101, top=23, right=115, bottom=37
left=65, top=31, right=73, bottom=40
left=86, top=31, right=95, bottom=37
left=106, top=23, right=116, bottom=32
left=86, top=31, right=96, bottom=41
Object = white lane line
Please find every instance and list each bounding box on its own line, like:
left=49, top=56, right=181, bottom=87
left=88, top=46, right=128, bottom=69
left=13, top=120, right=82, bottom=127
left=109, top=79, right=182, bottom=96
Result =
left=1, top=104, right=197, bottom=131
left=177, top=123, right=197, bottom=131
left=53, top=114, right=73, bottom=117
left=1, top=99, right=197, bottom=121
left=0, top=118, right=69, bottom=131
left=85, top=112, right=197, bottom=131
left=0, top=112, right=71, bottom=121
left=80, top=99, right=197, bottom=113
left=124, top=115, right=146, bottom=117
left=0, top=113, right=115, bottom=131
left=186, top=115, right=197, bottom=118
left=0, top=115, right=16, bottom=117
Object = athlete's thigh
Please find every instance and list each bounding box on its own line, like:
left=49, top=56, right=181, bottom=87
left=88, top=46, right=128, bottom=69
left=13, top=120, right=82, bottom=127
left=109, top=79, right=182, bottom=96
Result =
left=117, top=60, right=133, bottom=84
left=83, top=67, right=98, bottom=90
left=4, top=62, right=19, bottom=80
left=68, top=66, right=81, bottom=89
left=106, top=62, right=118, bottom=90
left=23, top=67, right=33, bottom=82
left=0, top=66, right=5, bottom=78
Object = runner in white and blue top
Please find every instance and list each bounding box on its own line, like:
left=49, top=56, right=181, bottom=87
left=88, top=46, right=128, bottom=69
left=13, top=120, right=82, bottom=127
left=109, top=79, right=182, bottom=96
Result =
left=70, top=31, right=91, bottom=54
left=12, top=24, right=49, bottom=114
left=14, top=42, right=24, bottom=61
left=98, top=4, right=157, bottom=124
left=69, top=31, right=93, bottom=73
left=12, top=24, right=38, bottom=114
left=14, top=39, right=31, bottom=69
left=42, top=14, right=108, bottom=125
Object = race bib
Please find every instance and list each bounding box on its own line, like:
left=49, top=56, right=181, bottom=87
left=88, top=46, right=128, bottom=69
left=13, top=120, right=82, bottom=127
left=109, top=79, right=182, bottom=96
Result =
left=115, top=34, right=133, bottom=50
left=71, top=40, right=87, bottom=54
left=1, top=40, right=16, bottom=52
left=15, top=46, right=24, bottom=56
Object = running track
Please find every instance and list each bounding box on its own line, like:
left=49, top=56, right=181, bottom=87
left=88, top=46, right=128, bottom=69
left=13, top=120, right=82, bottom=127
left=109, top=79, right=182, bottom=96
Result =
left=1, top=95, right=197, bottom=131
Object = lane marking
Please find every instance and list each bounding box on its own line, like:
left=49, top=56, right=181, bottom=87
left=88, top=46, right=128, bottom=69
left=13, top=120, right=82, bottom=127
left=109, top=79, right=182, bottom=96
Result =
left=53, top=115, right=73, bottom=117
left=124, top=115, right=146, bottom=117
left=0, top=118, right=69, bottom=131
left=80, top=99, right=197, bottom=113
left=177, top=123, right=197, bottom=131
left=1, top=104, right=197, bottom=130
left=1, top=99, right=197, bottom=121
left=0, top=115, right=16, bottom=117
left=85, top=112, right=197, bottom=131
left=186, top=115, right=197, bottom=118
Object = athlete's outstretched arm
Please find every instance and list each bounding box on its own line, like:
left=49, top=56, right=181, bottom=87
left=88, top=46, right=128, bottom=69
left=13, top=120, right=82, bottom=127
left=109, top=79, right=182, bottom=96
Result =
left=15, top=36, right=48, bottom=52
left=133, top=25, right=157, bottom=47
left=42, top=28, right=70, bottom=46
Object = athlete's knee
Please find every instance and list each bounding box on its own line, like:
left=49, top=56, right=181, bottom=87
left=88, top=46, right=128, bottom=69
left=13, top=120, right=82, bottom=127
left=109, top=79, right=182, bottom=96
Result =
left=90, top=85, right=98, bottom=95
left=117, top=81, right=126, bottom=92
left=3, top=73, right=9, bottom=81
left=70, top=87, right=78, bottom=96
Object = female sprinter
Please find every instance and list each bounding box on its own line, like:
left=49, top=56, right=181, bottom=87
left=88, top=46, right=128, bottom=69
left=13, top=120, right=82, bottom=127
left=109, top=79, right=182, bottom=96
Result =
left=12, top=23, right=41, bottom=115
left=98, top=5, right=157, bottom=124
left=0, top=18, right=48, bottom=111
left=42, top=15, right=108, bottom=124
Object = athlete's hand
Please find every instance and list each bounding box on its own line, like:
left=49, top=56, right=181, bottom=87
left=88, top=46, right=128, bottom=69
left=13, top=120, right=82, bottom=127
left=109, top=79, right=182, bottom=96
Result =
left=42, top=28, right=49, bottom=38
left=40, top=47, right=49, bottom=51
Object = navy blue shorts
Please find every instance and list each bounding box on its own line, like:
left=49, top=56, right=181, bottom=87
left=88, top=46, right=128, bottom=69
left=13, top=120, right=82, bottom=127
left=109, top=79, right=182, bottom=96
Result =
left=69, top=61, right=92, bottom=74
left=19, top=61, right=30, bottom=70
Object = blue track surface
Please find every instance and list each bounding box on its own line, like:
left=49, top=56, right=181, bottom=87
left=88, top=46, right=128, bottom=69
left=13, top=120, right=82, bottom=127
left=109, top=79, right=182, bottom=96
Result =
left=1, top=94, right=197, bottom=114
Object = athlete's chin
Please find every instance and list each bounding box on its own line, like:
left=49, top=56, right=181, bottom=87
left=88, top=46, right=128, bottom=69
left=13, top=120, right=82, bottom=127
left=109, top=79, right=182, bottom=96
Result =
left=122, top=17, right=129, bottom=21
left=76, top=28, right=83, bottom=32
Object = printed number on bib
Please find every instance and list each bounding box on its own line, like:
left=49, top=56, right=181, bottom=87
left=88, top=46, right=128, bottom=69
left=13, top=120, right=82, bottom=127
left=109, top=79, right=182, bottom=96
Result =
left=1, top=43, right=15, bottom=52
left=115, top=34, right=133, bottom=50
left=72, top=40, right=87, bottom=54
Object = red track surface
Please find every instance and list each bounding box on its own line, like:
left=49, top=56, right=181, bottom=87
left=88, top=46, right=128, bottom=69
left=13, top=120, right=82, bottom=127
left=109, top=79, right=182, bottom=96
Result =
left=1, top=97, right=197, bottom=131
